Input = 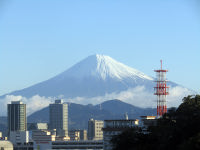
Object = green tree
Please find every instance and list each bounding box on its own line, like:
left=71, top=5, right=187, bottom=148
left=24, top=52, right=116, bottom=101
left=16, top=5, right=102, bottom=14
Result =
left=111, top=95, right=200, bottom=150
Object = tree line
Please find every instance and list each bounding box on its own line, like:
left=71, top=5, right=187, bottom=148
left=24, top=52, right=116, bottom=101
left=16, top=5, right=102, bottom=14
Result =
left=111, top=95, right=200, bottom=150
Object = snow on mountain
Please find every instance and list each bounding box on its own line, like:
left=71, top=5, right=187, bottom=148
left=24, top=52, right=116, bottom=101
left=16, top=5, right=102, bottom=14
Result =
left=60, top=54, right=153, bottom=81
left=3, top=54, right=157, bottom=98
left=0, top=54, right=195, bottom=115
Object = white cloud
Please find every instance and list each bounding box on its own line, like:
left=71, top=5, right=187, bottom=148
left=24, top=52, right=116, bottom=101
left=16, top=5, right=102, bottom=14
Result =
left=0, top=86, right=195, bottom=116
left=167, top=86, right=194, bottom=107
left=0, top=95, right=53, bottom=116
left=24, top=95, right=53, bottom=115
left=67, top=86, right=194, bottom=108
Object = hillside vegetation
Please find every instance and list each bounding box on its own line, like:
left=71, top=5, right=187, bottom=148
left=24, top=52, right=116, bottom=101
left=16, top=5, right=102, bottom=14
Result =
left=111, top=95, right=200, bottom=150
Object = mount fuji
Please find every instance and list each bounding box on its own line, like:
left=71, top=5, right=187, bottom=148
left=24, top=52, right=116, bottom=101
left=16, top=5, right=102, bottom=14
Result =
left=4, top=54, right=158, bottom=98
left=1, top=54, right=193, bottom=111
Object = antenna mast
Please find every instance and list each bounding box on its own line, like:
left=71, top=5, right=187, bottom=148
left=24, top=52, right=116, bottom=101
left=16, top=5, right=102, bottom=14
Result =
left=154, top=60, right=169, bottom=116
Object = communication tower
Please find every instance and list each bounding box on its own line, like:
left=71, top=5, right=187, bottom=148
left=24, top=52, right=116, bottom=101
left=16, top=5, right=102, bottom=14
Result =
left=154, top=60, right=169, bottom=116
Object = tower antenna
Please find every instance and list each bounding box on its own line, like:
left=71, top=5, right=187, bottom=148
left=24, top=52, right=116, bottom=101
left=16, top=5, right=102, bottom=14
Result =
left=154, top=60, right=169, bottom=116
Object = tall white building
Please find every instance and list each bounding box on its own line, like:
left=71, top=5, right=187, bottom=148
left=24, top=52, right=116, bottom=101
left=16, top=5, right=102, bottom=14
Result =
left=49, top=99, right=68, bottom=137
left=88, top=118, right=104, bottom=140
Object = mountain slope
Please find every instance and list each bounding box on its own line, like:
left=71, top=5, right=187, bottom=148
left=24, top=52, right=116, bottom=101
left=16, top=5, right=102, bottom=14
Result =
left=95, top=99, right=156, bottom=118
left=27, top=99, right=156, bottom=129
left=3, top=54, right=175, bottom=98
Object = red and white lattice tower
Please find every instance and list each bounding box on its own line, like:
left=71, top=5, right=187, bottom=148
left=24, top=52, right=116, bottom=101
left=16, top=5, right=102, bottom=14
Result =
left=154, top=60, right=169, bottom=117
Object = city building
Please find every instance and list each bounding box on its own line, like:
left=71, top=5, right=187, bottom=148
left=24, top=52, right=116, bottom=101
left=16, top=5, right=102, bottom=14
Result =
left=51, top=140, right=103, bottom=149
left=32, top=130, right=56, bottom=149
left=0, top=141, right=13, bottom=150
left=7, top=101, right=26, bottom=133
left=49, top=99, right=68, bottom=137
left=69, top=130, right=80, bottom=141
left=32, top=129, right=71, bottom=149
left=28, top=122, right=49, bottom=142
left=7, top=101, right=29, bottom=145
left=88, top=118, right=104, bottom=140
left=9, top=131, right=29, bottom=144
left=103, top=119, right=139, bottom=150
left=27, top=123, right=48, bottom=131
left=69, top=129, right=87, bottom=141
left=140, top=116, right=157, bottom=133
left=0, top=131, right=2, bottom=139
left=80, top=129, right=87, bottom=141
left=0, top=131, right=8, bottom=140
left=140, top=116, right=157, bottom=127
left=13, top=142, right=33, bottom=150
left=32, top=129, right=56, bottom=142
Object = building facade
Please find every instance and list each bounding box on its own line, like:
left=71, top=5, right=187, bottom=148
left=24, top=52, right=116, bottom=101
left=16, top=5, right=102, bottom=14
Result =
left=49, top=99, right=68, bottom=137
left=27, top=123, right=48, bottom=131
left=88, top=118, right=104, bottom=140
left=9, top=131, right=29, bottom=144
left=0, top=141, right=13, bottom=150
left=80, top=129, right=87, bottom=141
left=7, top=101, right=29, bottom=145
left=69, top=129, right=87, bottom=141
left=69, top=130, right=80, bottom=141
left=7, top=101, right=26, bottom=133
left=52, top=140, right=103, bottom=149
left=103, top=119, right=139, bottom=150
left=140, top=116, right=157, bottom=133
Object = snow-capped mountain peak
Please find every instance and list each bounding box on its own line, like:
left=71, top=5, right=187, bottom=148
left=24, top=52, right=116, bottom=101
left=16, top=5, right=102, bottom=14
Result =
left=95, top=54, right=153, bottom=80
left=3, top=54, right=160, bottom=99
left=61, top=54, right=153, bottom=81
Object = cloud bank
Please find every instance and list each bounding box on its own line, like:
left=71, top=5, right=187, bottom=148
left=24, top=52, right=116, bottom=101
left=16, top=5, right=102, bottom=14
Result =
left=0, top=86, right=194, bottom=116
left=67, top=86, right=194, bottom=108
left=0, top=95, right=53, bottom=116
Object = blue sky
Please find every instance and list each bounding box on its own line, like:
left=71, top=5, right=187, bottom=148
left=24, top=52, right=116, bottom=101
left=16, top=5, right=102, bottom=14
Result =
left=0, top=0, right=200, bottom=95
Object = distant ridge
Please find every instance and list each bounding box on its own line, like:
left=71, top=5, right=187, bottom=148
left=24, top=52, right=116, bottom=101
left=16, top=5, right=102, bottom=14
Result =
left=27, top=99, right=157, bottom=129
left=0, top=99, right=156, bottom=135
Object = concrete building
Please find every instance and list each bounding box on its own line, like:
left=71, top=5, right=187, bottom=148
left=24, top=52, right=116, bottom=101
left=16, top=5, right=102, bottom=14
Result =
left=9, top=131, right=29, bottom=144
left=13, top=142, right=33, bottom=150
left=140, top=116, right=157, bottom=133
left=32, top=129, right=56, bottom=142
left=27, top=123, right=48, bottom=131
left=34, top=140, right=104, bottom=149
left=0, top=141, right=13, bottom=150
left=69, top=129, right=87, bottom=141
left=140, top=116, right=157, bottom=127
left=49, top=99, right=68, bottom=137
left=103, top=119, right=139, bottom=150
left=80, top=129, right=87, bottom=141
left=7, top=101, right=26, bottom=133
left=32, top=130, right=56, bottom=150
left=7, top=101, right=29, bottom=145
left=88, top=118, right=104, bottom=140
left=69, top=130, right=80, bottom=141
left=51, top=140, right=103, bottom=149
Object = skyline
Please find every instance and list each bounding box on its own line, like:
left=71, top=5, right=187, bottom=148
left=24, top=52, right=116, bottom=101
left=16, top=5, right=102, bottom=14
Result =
left=0, top=0, right=200, bottom=95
